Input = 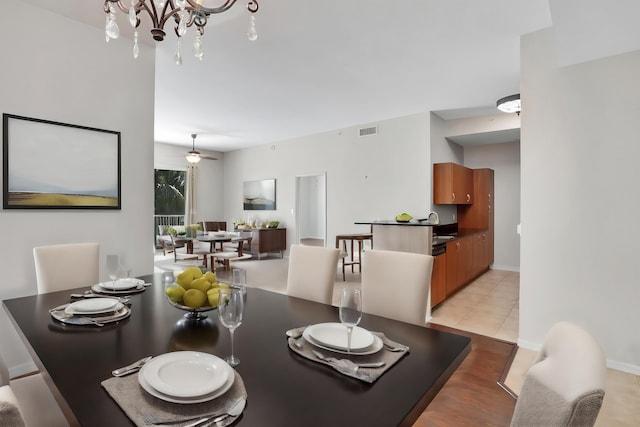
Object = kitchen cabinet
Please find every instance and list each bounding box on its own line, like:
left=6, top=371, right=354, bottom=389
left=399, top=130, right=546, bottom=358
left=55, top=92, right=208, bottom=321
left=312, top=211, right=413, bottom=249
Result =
left=445, top=235, right=473, bottom=296
left=239, top=228, right=286, bottom=258
left=458, top=168, right=494, bottom=267
left=433, top=162, right=473, bottom=205
left=431, top=252, right=447, bottom=307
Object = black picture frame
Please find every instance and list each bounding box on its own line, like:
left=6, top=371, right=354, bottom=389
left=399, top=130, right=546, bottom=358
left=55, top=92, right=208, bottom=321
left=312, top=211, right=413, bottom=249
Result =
left=243, top=179, right=276, bottom=210
left=2, top=114, right=121, bottom=210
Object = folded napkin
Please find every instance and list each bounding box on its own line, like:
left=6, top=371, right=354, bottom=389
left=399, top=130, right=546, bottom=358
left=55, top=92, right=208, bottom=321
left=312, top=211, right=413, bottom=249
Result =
left=102, top=370, right=246, bottom=427
left=287, top=330, right=408, bottom=383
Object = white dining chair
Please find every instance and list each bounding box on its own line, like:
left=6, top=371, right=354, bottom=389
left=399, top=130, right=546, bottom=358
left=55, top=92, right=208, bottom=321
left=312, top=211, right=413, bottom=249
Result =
left=33, top=243, right=99, bottom=294
left=510, top=321, right=606, bottom=427
left=286, top=244, right=340, bottom=304
left=361, top=249, right=434, bottom=325
left=0, top=351, right=69, bottom=427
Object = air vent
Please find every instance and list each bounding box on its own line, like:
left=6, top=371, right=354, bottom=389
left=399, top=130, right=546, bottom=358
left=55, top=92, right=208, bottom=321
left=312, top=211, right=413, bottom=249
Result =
left=358, top=126, right=378, bottom=137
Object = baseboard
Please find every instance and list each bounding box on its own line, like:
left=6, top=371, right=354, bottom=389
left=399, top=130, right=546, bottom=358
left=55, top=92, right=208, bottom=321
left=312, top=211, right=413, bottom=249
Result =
left=490, top=264, right=520, bottom=272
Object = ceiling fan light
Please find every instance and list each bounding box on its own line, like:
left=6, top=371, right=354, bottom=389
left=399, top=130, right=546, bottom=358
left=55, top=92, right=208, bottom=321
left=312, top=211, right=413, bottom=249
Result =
left=496, top=94, right=521, bottom=114
left=186, top=151, right=201, bottom=163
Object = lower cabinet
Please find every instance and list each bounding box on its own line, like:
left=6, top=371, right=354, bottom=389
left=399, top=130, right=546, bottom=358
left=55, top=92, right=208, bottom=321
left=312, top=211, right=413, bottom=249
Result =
left=239, top=228, right=286, bottom=258
left=431, top=252, right=447, bottom=307
left=444, top=231, right=491, bottom=300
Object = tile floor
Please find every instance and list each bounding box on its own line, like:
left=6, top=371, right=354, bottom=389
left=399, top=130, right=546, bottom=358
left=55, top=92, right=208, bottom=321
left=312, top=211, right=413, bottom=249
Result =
left=430, top=269, right=640, bottom=427
left=155, top=253, right=639, bottom=425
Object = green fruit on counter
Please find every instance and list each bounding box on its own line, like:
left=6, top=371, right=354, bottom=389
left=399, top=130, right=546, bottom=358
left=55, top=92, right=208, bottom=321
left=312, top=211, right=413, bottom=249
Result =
left=206, top=288, right=220, bottom=308
left=176, top=271, right=193, bottom=289
left=203, top=271, right=216, bottom=284
left=165, top=285, right=185, bottom=303
left=183, top=289, right=207, bottom=308
left=395, top=212, right=413, bottom=222
left=190, top=277, right=211, bottom=293
left=184, top=266, right=203, bottom=279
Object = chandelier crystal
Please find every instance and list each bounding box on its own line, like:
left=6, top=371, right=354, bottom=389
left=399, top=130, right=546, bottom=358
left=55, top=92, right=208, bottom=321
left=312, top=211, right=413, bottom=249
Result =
left=103, top=0, right=259, bottom=64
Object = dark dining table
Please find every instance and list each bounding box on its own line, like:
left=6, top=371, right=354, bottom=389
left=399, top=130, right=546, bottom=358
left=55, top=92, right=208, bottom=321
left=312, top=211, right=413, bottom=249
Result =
left=2, top=273, right=471, bottom=427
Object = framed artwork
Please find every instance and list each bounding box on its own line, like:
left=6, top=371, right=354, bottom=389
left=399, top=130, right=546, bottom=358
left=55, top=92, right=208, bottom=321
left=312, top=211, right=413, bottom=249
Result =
left=2, top=114, right=121, bottom=209
left=243, top=179, right=276, bottom=210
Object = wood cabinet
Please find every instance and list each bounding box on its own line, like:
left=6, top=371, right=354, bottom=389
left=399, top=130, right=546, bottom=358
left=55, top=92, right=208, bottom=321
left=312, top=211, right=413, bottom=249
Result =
left=239, top=228, right=286, bottom=258
left=433, top=162, right=473, bottom=205
left=458, top=168, right=494, bottom=267
left=445, top=235, right=474, bottom=296
left=431, top=253, right=447, bottom=307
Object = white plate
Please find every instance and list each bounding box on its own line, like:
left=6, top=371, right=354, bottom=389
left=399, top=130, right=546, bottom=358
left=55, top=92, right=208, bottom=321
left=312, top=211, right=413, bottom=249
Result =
left=64, top=298, right=122, bottom=315
left=304, top=330, right=383, bottom=355
left=100, top=278, right=144, bottom=291
left=307, top=323, right=374, bottom=351
left=141, top=352, right=230, bottom=399
left=139, top=354, right=234, bottom=404
left=91, top=283, right=145, bottom=295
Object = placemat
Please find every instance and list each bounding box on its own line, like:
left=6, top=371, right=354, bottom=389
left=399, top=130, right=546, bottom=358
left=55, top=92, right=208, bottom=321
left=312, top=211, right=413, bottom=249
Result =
left=102, top=369, right=246, bottom=426
left=287, top=330, right=409, bottom=383
left=49, top=303, right=131, bottom=326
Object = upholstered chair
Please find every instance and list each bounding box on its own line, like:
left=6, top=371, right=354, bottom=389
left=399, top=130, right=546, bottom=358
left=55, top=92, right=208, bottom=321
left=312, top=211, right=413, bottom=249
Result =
left=510, top=321, right=606, bottom=427
left=286, top=245, right=340, bottom=304
left=33, top=243, right=99, bottom=294
left=0, top=352, right=68, bottom=427
left=361, top=249, right=434, bottom=325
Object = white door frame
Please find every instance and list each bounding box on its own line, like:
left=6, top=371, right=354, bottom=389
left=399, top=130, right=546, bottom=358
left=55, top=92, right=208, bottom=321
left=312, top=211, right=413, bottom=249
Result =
left=295, top=172, right=327, bottom=247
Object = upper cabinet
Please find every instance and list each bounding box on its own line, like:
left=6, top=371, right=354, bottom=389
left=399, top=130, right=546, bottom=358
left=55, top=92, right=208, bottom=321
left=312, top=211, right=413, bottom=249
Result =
left=433, top=162, right=473, bottom=205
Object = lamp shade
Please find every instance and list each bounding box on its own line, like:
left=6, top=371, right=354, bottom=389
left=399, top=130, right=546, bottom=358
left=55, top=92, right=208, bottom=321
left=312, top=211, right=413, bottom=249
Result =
left=186, top=151, right=202, bottom=163
left=496, top=94, right=521, bottom=114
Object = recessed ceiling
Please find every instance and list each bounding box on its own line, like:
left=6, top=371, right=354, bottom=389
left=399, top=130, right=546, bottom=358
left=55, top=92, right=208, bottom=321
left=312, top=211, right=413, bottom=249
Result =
left=20, top=1, right=640, bottom=152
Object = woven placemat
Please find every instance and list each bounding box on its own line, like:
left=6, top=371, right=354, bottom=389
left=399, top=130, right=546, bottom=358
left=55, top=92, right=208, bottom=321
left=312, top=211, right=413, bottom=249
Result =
left=287, top=330, right=409, bottom=383
left=101, top=369, right=246, bottom=426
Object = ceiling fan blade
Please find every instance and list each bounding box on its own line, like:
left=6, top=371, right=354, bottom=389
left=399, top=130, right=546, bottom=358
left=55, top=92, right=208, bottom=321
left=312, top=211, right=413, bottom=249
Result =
left=200, top=154, right=219, bottom=160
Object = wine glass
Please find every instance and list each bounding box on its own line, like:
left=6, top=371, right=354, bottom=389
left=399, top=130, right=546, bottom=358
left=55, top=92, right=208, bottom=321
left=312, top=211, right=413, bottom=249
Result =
left=339, top=287, right=362, bottom=354
left=218, top=287, right=244, bottom=366
left=232, top=268, right=247, bottom=296
left=106, top=254, right=120, bottom=285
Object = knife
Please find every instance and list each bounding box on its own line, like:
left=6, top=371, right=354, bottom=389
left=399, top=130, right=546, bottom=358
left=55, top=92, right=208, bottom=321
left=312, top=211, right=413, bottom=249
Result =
left=112, top=356, right=152, bottom=377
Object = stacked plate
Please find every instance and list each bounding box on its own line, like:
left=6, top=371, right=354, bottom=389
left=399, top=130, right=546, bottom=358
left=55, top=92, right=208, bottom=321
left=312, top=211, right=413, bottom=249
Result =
left=92, top=278, right=145, bottom=295
left=303, top=323, right=383, bottom=355
left=138, top=351, right=235, bottom=404
left=65, top=298, right=125, bottom=316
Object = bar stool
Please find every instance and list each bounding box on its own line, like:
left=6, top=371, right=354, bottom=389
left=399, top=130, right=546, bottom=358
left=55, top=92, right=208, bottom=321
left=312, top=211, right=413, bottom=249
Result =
left=335, top=233, right=373, bottom=281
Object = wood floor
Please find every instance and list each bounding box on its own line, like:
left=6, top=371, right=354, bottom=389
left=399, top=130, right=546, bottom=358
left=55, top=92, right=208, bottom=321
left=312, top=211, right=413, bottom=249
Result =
left=414, top=324, right=517, bottom=427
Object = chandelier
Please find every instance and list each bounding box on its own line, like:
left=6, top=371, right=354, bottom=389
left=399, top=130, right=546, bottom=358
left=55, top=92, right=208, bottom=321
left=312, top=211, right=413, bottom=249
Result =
left=103, top=0, right=259, bottom=64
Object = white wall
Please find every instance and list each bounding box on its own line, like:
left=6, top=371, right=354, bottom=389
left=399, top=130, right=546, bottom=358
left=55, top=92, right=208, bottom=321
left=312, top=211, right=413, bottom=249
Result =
left=154, top=143, right=226, bottom=224
left=465, top=142, right=521, bottom=271
left=429, top=113, right=461, bottom=224
left=223, top=113, right=431, bottom=253
left=0, top=2, right=155, bottom=375
left=520, top=28, right=640, bottom=373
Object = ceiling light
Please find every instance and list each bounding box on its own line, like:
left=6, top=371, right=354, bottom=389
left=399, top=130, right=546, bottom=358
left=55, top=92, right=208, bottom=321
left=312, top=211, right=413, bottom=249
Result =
left=103, top=0, right=259, bottom=64
left=496, top=94, right=521, bottom=115
left=185, top=151, right=201, bottom=163
left=186, top=133, right=202, bottom=163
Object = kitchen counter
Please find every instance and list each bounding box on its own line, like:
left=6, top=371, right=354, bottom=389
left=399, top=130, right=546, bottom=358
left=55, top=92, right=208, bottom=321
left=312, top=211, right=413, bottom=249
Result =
left=355, top=220, right=438, bottom=226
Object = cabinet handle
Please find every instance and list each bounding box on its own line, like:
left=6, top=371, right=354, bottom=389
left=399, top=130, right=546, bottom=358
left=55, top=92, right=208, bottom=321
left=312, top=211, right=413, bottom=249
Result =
left=466, top=194, right=471, bottom=202
left=456, top=242, right=460, bottom=250
left=451, top=192, right=455, bottom=202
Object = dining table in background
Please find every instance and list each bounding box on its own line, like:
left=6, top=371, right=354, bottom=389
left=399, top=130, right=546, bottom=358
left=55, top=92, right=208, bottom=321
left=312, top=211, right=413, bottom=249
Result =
left=2, top=274, right=471, bottom=427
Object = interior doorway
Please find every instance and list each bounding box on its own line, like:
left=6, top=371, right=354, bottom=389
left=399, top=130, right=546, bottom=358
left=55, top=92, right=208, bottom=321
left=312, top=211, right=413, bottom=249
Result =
left=295, top=173, right=327, bottom=247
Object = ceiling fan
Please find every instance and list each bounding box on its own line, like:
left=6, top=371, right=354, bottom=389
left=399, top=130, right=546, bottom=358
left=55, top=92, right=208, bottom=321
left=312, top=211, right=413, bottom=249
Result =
left=186, top=133, right=218, bottom=163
